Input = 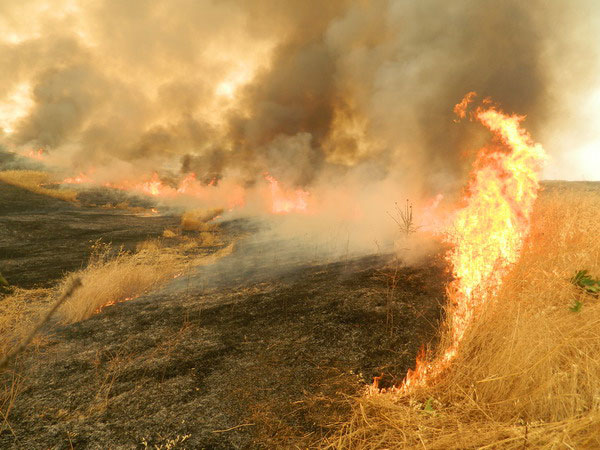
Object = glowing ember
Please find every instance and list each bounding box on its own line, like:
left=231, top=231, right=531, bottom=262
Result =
left=264, top=173, right=310, bottom=214
left=399, top=94, right=547, bottom=391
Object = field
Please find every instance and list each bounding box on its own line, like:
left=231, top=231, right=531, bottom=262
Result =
left=0, top=179, right=598, bottom=448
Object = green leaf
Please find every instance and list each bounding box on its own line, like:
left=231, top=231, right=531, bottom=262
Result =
left=570, top=300, right=583, bottom=313
left=570, top=270, right=600, bottom=297
left=423, top=397, right=435, bottom=413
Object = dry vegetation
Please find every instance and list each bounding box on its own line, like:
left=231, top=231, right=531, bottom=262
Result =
left=57, top=237, right=233, bottom=324
left=0, top=220, right=232, bottom=432
left=0, top=217, right=231, bottom=353
left=330, top=184, right=600, bottom=448
left=0, top=288, right=53, bottom=432
left=0, top=170, right=77, bottom=202
left=0, top=288, right=54, bottom=360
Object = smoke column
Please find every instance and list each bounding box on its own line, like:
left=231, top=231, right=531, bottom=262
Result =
left=0, top=1, right=598, bottom=206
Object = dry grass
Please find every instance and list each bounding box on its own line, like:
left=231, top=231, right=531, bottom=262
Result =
left=0, top=288, right=54, bottom=359
left=0, top=170, right=77, bottom=202
left=58, top=238, right=233, bottom=323
left=180, top=208, right=223, bottom=231
left=57, top=241, right=187, bottom=323
left=0, top=288, right=53, bottom=432
left=330, top=184, right=600, bottom=448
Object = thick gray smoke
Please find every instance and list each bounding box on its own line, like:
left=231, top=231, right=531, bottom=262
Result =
left=0, top=0, right=597, bottom=191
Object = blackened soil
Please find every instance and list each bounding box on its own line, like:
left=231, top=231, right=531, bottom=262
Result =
left=2, top=253, right=446, bottom=449
left=0, top=181, right=180, bottom=288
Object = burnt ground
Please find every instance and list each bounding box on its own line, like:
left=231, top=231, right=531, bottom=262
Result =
left=0, top=180, right=181, bottom=289
left=0, top=182, right=447, bottom=449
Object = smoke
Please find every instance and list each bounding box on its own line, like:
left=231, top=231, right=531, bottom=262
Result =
left=0, top=0, right=598, bottom=248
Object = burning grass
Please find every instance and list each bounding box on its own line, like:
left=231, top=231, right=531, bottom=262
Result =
left=0, top=170, right=77, bottom=202
left=330, top=184, right=600, bottom=448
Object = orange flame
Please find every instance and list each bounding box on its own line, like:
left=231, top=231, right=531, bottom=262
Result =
left=62, top=172, right=93, bottom=184
left=453, top=91, right=477, bottom=121
left=399, top=95, right=547, bottom=391
left=20, top=148, right=46, bottom=161
left=264, top=173, right=310, bottom=214
left=61, top=170, right=245, bottom=210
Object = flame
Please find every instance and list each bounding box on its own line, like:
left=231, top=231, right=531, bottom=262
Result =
left=62, top=172, right=93, bottom=184
left=61, top=170, right=245, bottom=210
left=399, top=95, right=547, bottom=391
left=264, top=173, right=310, bottom=214
left=453, top=91, right=477, bottom=120
left=19, top=148, right=46, bottom=161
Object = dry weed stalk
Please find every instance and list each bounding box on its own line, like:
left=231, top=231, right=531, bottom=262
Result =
left=330, top=186, right=600, bottom=448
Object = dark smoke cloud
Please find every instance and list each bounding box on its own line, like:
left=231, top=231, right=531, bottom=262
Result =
left=0, top=0, right=597, bottom=190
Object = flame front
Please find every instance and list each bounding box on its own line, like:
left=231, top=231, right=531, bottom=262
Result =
left=401, top=95, right=547, bottom=391
left=264, top=173, right=310, bottom=214
left=61, top=171, right=245, bottom=210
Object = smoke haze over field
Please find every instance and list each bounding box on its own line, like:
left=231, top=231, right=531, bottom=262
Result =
left=0, top=0, right=599, bottom=192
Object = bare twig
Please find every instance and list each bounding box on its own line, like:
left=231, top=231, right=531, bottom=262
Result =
left=212, top=423, right=255, bottom=433
left=0, top=278, right=82, bottom=371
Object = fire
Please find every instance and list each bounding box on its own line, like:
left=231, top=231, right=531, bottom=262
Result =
left=61, top=170, right=246, bottom=210
left=20, top=148, right=46, bottom=161
left=62, top=172, right=93, bottom=184
left=138, top=173, right=164, bottom=196
left=453, top=91, right=477, bottom=120
left=264, top=173, right=310, bottom=214
left=399, top=94, right=547, bottom=391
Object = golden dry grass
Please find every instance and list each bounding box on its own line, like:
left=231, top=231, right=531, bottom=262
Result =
left=0, top=230, right=232, bottom=344
left=330, top=184, right=600, bottom=449
left=57, top=238, right=233, bottom=323
left=0, top=288, right=53, bottom=360
left=0, top=288, right=52, bottom=433
left=0, top=170, right=77, bottom=202
left=180, top=208, right=223, bottom=231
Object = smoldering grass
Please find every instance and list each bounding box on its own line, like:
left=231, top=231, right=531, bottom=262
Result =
left=328, top=185, right=600, bottom=448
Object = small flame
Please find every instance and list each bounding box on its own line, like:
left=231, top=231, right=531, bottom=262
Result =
left=453, top=91, right=477, bottom=121
left=398, top=94, right=547, bottom=392
left=20, top=148, right=46, bottom=161
left=264, top=173, right=310, bottom=214
left=62, top=172, right=93, bottom=184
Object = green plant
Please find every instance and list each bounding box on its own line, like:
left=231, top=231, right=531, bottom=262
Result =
left=570, top=270, right=600, bottom=296
left=423, top=397, right=435, bottom=414
left=569, top=300, right=583, bottom=313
